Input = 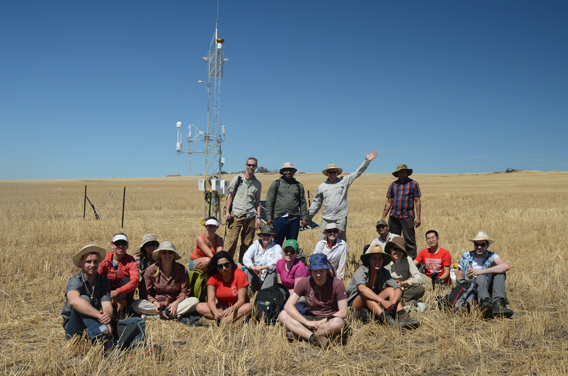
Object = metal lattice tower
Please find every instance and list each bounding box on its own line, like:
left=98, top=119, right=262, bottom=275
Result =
left=176, top=22, right=230, bottom=222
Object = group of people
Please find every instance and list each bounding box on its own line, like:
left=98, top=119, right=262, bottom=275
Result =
left=62, top=156, right=514, bottom=352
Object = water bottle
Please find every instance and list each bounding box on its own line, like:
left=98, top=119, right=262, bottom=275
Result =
left=99, top=324, right=109, bottom=334
left=467, top=261, right=476, bottom=280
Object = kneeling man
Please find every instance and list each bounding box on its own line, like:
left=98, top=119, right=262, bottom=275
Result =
left=456, top=232, right=513, bottom=318
left=278, top=253, right=347, bottom=349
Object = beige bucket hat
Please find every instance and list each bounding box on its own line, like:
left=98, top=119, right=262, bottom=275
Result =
left=468, top=231, right=495, bottom=245
left=322, top=164, right=343, bottom=176
left=384, top=237, right=408, bottom=258
left=279, top=162, right=297, bottom=174
left=392, top=164, right=413, bottom=177
left=73, top=245, right=107, bottom=268
left=139, top=234, right=158, bottom=250
left=360, top=245, right=392, bottom=267
left=152, top=241, right=182, bottom=261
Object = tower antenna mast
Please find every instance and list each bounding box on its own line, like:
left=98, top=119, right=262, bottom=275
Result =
left=176, top=20, right=231, bottom=222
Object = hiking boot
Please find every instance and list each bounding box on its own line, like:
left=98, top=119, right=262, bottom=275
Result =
left=198, top=317, right=218, bottom=327
left=491, top=299, right=513, bottom=318
left=396, top=310, right=420, bottom=329
left=377, top=311, right=400, bottom=328
left=309, top=334, right=329, bottom=349
left=480, top=298, right=493, bottom=319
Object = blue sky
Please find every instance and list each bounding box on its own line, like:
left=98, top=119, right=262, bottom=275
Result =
left=1, top=1, right=567, bottom=180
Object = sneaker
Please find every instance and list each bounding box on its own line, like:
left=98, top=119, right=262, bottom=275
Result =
left=491, top=299, right=513, bottom=318
left=480, top=298, right=494, bottom=319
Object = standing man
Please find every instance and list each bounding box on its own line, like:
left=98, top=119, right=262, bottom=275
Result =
left=414, top=230, right=451, bottom=285
left=265, top=162, right=309, bottom=246
left=225, top=157, right=262, bottom=263
left=369, top=219, right=401, bottom=250
left=381, top=164, right=421, bottom=258
left=308, top=150, right=378, bottom=241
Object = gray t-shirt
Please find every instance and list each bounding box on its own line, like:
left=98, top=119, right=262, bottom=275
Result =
left=61, top=272, right=111, bottom=328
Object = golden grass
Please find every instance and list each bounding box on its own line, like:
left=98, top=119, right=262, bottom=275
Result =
left=1, top=171, right=568, bottom=375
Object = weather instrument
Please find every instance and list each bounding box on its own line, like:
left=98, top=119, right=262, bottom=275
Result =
left=176, top=22, right=232, bottom=222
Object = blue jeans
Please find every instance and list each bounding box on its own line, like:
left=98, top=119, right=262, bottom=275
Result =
left=64, top=295, right=105, bottom=340
left=272, top=217, right=300, bottom=246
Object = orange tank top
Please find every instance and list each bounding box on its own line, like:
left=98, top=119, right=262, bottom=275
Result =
left=190, top=233, right=220, bottom=260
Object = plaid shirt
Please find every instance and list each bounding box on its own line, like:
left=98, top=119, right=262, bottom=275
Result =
left=143, top=262, right=190, bottom=306
left=387, top=178, right=421, bottom=219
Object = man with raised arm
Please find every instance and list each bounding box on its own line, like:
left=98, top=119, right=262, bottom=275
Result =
left=278, top=253, right=348, bottom=349
left=225, top=157, right=262, bottom=263
left=308, top=150, right=378, bottom=241
left=381, top=164, right=421, bottom=258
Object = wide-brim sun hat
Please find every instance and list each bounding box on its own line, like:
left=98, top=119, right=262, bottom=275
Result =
left=258, top=225, right=277, bottom=237
left=73, top=245, right=107, bottom=268
left=279, top=162, right=297, bottom=174
left=139, top=234, right=158, bottom=250
left=392, top=164, right=413, bottom=177
left=308, top=253, right=331, bottom=271
left=152, top=241, right=182, bottom=261
left=468, top=231, right=495, bottom=245
left=360, top=245, right=392, bottom=267
left=322, top=164, right=343, bottom=176
left=384, top=237, right=408, bottom=258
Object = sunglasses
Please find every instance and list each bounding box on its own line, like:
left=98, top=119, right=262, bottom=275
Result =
left=161, top=250, right=174, bottom=255
left=216, top=262, right=231, bottom=270
left=391, top=247, right=404, bottom=252
left=247, top=164, right=257, bottom=167
left=113, top=241, right=128, bottom=247
left=474, top=242, right=488, bottom=248
left=284, top=249, right=296, bottom=254
left=326, top=229, right=339, bottom=234
left=282, top=169, right=293, bottom=173
left=327, top=170, right=338, bottom=174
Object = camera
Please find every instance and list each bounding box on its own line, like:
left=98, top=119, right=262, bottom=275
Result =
left=158, top=305, right=171, bottom=319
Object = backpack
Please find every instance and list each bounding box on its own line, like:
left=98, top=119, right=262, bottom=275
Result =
left=254, top=283, right=290, bottom=324
left=441, top=279, right=478, bottom=313
left=188, top=270, right=209, bottom=303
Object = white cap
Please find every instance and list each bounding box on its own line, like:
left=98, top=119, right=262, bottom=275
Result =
left=205, top=219, right=219, bottom=227
left=112, top=234, right=128, bottom=243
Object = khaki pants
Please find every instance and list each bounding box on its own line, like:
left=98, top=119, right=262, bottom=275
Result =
left=225, top=214, right=256, bottom=263
left=132, top=297, right=199, bottom=316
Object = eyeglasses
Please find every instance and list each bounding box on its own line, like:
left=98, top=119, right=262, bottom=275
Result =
left=216, top=262, right=231, bottom=270
left=161, top=250, right=174, bottom=255
left=474, top=242, right=488, bottom=248
left=114, top=241, right=128, bottom=247
left=426, top=237, right=437, bottom=241
left=247, top=164, right=257, bottom=167
left=327, top=170, right=338, bottom=174
left=326, top=229, right=339, bottom=234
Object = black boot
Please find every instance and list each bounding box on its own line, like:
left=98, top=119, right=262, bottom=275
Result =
left=480, top=298, right=493, bottom=319
left=377, top=311, right=399, bottom=327
left=491, top=298, right=513, bottom=318
left=396, top=310, right=420, bottom=329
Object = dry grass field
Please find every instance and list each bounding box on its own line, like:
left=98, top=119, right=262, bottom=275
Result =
left=1, top=170, right=567, bottom=375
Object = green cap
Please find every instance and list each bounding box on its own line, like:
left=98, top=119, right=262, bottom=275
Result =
left=283, top=239, right=299, bottom=251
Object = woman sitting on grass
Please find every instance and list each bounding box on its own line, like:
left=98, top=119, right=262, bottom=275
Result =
left=188, top=217, right=224, bottom=272
left=133, top=241, right=198, bottom=319
left=276, top=239, right=308, bottom=293
left=134, top=234, right=159, bottom=297
left=383, top=237, right=425, bottom=304
left=195, top=251, right=253, bottom=324
left=346, top=245, right=419, bottom=329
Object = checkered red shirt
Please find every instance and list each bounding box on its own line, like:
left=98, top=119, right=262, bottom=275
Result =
left=387, top=178, right=421, bottom=219
left=143, top=262, right=189, bottom=306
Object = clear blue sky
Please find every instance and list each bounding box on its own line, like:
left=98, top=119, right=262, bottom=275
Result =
left=1, top=1, right=567, bottom=180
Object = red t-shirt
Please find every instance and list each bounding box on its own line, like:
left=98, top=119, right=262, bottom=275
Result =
left=415, top=247, right=452, bottom=283
left=207, top=268, right=249, bottom=308
left=294, top=276, right=347, bottom=318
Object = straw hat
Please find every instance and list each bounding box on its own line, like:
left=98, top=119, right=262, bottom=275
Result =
left=384, top=237, right=408, bottom=258
left=279, top=162, right=297, bottom=174
left=468, top=231, right=495, bottom=245
left=392, top=164, right=413, bottom=177
left=322, top=164, right=343, bottom=176
left=73, top=245, right=107, bottom=268
left=258, top=225, right=277, bottom=237
left=139, top=234, right=158, bottom=250
left=360, top=245, right=392, bottom=267
left=152, top=241, right=182, bottom=261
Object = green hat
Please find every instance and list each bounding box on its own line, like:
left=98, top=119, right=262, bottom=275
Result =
left=392, top=164, right=413, bottom=177
left=283, top=239, right=299, bottom=251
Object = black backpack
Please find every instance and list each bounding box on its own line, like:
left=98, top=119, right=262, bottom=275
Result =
left=254, top=283, right=290, bottom=324
left=440, top=280, right=478, bottom=313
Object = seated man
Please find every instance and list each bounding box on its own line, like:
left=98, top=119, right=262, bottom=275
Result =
left=369, top=220, right=400, bottom=250
left=62, top=245, right=145, bottom=353
left=278, top=253, right=348, bottom=349
left=456, top=231, right=513, bottom=318
left=414, top=230, right=451, bottom=286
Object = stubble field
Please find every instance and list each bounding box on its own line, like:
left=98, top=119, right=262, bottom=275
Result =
left=1, top=170, right=567, bottom=375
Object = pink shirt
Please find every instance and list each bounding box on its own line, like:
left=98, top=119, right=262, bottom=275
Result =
left=276, top=258, right=309, bottom=290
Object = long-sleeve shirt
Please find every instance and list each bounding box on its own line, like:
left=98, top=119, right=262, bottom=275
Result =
left=384, top=256, right=423, bottom=290
left=97, top=252, right=139, bottom=296
left=143, top=262, right=190, bottom=306
left=312, top=239, right=347, bottom=279
left=228, top=174, right=262, bottom=218
left=265, top=177, right=308, bottom=221
left=308, top=159, right=370, bottom=221
left=243, top=240, right=283, bottom=281
left=346, top=266, right=400, bottom=303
